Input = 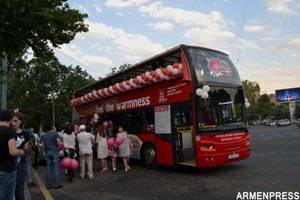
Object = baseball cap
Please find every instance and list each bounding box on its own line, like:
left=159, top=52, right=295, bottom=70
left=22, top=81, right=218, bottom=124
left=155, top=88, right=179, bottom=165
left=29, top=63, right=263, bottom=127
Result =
left=79, top=124, right=86, bottom=130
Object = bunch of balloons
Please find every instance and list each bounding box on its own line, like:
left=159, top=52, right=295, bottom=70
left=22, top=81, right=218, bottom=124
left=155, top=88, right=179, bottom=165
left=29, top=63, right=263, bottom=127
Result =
left=60, top=158, right=79, bottom=170
left=107, top=137, right=124, bottom=147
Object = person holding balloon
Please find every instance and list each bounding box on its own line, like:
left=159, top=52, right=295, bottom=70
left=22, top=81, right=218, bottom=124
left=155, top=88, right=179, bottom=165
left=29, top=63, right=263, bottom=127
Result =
left=96, top=125, right=108, bottom=172
left=62, top=123, right=76, bottom=183
left=104, top=121, right=118, bottom=172
left=116, top=126, right=131, bottom=172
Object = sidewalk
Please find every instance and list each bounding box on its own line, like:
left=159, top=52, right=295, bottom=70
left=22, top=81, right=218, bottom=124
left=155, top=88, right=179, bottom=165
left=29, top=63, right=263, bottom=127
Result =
left=25, top=182, right=32, bottom=200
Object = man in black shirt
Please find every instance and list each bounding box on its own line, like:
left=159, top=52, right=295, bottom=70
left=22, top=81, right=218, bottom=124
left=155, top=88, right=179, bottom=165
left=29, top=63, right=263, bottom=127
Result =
left=0, top=110, right=29, bottom=200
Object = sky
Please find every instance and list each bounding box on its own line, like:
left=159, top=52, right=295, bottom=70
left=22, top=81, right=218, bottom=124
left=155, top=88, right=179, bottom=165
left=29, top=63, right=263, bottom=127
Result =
left=53, top=0, right=300, bottom=94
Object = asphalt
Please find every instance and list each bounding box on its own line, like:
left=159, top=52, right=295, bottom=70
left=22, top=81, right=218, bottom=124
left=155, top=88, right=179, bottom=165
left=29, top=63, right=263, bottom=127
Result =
left=24, top=182, right=32, bottom=200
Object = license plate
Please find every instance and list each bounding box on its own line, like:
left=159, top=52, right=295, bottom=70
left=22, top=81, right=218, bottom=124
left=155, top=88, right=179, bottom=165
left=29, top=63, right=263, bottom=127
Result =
left=228, top=153, right=239, bottom=159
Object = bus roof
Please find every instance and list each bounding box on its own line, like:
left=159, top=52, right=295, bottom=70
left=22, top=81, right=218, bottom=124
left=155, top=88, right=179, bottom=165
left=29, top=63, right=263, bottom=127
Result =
left=74, top=44, right=227, bottom=97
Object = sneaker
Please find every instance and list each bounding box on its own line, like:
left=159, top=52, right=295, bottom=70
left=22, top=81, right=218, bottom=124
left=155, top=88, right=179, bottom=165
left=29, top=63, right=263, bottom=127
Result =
left=54, top=185, right=63, bottom=189
left=113, top=168, right=117, bottom=172
left=46, top=186, right=51, bottom=189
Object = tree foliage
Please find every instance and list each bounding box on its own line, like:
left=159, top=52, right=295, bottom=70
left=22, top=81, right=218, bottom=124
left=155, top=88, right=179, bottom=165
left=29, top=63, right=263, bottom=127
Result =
left=242, top=80, right=261, bottom=120
left=256, top=94, right=275, bottom=119
left=110, top=63, right=131, bottom=74
left=7, top=55, right=94, bottom=131
left=294, top=102, right=300, bottom=119
left=0, top=0, right=88, bottom=58
left=273, top=104, right=290, bottom=119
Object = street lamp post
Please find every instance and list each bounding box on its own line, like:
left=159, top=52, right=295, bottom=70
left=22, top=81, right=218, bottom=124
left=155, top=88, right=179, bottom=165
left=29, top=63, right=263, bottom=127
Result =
left=51, top=93, right=55, bottom=126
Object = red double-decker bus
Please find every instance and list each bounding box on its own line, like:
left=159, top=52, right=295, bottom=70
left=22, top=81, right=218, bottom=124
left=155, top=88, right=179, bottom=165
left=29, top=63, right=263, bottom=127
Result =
left=70, top=44, right=250, bottom=168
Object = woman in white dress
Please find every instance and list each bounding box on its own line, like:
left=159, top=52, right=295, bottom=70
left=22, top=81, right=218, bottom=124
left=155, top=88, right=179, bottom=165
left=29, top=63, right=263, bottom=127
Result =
left=116, top=126, right=131, bottom=172
left=96, top=126, right=108, bottom=172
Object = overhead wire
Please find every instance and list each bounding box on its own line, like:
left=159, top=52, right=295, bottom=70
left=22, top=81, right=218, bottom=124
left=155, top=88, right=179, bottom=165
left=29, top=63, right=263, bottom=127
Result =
left=54, top=48, right=102, bottom=76
left=236, top=0, right=248, bottom=64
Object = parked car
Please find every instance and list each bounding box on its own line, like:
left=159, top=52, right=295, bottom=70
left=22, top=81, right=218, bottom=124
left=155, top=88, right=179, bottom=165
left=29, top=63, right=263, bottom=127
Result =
left=297, top=119, right=300, bottom=128
left=277, top=119, right=291, bottom=127
left=269, top=121, right=276, bottom=126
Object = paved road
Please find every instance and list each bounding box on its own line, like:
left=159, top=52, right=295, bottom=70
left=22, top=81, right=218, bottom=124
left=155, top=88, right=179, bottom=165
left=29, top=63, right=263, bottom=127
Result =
left=29, top=125, right=300, bottom=200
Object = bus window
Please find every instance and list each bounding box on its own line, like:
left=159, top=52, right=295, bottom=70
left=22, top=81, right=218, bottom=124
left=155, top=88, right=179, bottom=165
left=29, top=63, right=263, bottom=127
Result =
left=198, top=87, right=246, bottom=131
left=172, top=103, right=193, bottom=129
left=122, top=110, right=143, bottom=134
left=143, top=108, right=154, bottom=133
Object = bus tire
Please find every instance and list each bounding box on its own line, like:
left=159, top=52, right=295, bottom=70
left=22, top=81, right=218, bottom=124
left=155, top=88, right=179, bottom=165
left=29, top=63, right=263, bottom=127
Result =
left=142, top=144, right=157, bottom=169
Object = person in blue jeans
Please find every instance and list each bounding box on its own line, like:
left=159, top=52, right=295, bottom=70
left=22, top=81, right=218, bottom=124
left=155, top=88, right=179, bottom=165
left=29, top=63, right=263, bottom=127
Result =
left=0, top=110, right=29, bottom=200
left=41, top=122, right=63, bottom=189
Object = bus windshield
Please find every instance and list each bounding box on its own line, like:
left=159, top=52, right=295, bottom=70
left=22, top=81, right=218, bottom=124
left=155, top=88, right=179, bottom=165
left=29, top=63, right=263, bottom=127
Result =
left=186, top=47, right=242, bottom=86
left=197, top=87, right=246, bottom=132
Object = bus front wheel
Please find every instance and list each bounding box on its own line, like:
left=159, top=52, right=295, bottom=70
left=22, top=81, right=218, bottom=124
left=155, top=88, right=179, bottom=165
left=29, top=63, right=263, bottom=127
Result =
left=142, top=144, right=157, bottom=169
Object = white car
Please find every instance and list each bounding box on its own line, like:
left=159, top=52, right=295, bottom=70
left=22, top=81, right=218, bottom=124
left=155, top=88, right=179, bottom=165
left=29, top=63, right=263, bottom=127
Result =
left=277, top=119, right=291, bottom=127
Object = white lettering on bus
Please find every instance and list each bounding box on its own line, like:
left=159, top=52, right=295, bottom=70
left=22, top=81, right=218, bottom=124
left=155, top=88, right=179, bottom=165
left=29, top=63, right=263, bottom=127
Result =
left=96, top=96, right=150, bottom=113
left=116, top=96, right=150, bottom=110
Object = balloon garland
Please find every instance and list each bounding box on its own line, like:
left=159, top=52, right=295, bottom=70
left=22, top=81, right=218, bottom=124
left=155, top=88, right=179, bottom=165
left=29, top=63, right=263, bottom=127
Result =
left=70, top=63, right=183, bottom=106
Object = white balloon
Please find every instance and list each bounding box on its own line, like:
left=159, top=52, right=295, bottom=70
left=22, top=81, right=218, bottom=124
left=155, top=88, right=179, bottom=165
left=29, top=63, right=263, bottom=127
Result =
left=104, top=88, right=110, bottom=96
left=94, top=113, right=99, bottom=119
left=125, top=85, right=131, bottom=90
left=200, top=91, right=209, bottom=99
left=155, top=68, right=162, bottom=74
left=145, top=71, right=153, bottom=80
left=109, top=86, right=115, bottom=94
left=202, top=85, right=210, bottom=92
left=178, top=63, right=183, bottom=70
left=92, top=90, right=99, bottom=99
left=137, top=76, right=145, bottom=84
left=196, top=88, right=202, bottom=96
left=245, top=102, right=250, bottom=108
left=167, top=65, right=173, bottom=72
left=172, top=68, right=179, bottom=75
left=159, top=73, right=165, bottom=80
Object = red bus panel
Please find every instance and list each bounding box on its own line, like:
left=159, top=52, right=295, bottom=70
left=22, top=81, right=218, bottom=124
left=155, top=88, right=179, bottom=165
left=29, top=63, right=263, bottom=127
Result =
left=195, top=131, right=250, bottom=168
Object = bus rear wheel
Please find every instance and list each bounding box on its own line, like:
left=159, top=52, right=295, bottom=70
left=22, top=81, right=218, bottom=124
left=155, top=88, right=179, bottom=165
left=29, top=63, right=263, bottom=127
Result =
left=142, top=144, right=157, bottom=169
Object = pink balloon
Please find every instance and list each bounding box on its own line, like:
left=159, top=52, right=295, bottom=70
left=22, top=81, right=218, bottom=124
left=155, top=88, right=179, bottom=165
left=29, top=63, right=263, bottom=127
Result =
left=60, top=157, right=71, bottom=169
left=69, top=159, right=78, bottom=170
left=115, top=137, right=124, bottom=145
left=107, top=138, right=115, bottom=146
left=58, top=143, right=64, bottom=151
left=103, top=121, right=109, bottom=128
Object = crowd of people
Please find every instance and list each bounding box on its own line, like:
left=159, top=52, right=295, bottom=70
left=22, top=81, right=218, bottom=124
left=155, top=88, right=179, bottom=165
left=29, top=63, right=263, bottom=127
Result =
left=0, top=109, right=132, bottom=200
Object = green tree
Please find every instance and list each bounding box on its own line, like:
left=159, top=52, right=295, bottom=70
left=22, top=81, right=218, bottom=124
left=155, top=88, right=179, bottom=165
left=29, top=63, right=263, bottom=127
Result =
left=0, top=0, right=88, bottom=58
left=256, top=94, right=275, bottom=119
left=118, top=63, right=131, bottom=71
left=7, top=55, right=94, bottom=131
left=110, top=63, right=131, bottom=74
left=294, top=102, right=300, bottom=119
left=273, top=104, right=289, bottom=120
left=242, top=80, right=261, bottom=120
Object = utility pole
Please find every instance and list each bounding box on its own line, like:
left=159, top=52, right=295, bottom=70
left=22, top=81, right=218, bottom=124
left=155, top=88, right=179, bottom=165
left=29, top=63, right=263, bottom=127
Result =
left=1, top=53, right=8, bottom=110
left=52, top=94, right=55, bottom=126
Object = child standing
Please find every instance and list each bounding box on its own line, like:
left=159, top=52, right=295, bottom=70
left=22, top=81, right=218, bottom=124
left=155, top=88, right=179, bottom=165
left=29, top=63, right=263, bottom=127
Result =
left=116, top=126, right=131, bottom=172
left=62, top=123, right=76, bottom=183
left=96, top=126, right=108, bottom=172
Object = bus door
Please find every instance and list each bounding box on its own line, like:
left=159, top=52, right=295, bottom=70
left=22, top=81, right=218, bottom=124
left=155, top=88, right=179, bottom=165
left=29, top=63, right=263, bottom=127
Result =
left=171, top=102, right=196, bottom=167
